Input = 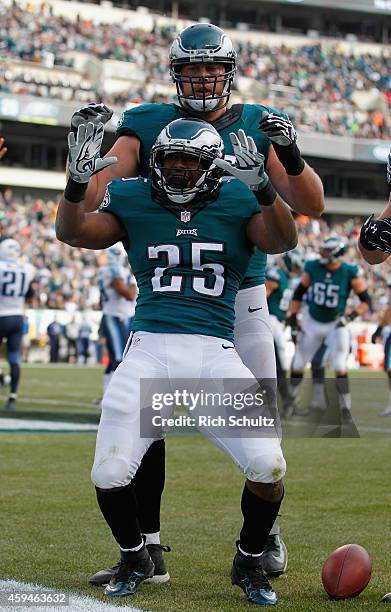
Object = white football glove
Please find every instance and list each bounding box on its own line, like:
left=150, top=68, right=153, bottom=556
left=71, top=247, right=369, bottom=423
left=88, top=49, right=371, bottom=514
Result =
left=214, top=129, right=269, bottom=191
left=259, top=111, right=297, bottom=146
left=68, top=122, right=117, bottom=184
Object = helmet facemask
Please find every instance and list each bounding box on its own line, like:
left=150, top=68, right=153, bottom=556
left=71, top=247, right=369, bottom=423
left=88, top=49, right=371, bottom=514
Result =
left=319, top=237, right=346, bottom=265
left=151, top=145, right=222, bottom=205
left=171, top=61, right=236, bottom=113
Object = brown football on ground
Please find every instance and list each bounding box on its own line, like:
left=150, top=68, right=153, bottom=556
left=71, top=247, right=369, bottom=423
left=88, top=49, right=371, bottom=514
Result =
left=321, top=544, right=372, bottom=599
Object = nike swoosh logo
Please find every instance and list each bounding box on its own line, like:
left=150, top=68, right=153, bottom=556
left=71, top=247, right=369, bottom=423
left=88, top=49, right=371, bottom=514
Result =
left=248, top=306, right=263, bottom=313
left=222, top=344, right=234, bottom=349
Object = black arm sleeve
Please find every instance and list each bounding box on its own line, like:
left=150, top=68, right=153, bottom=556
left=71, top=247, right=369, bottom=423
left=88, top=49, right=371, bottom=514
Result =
left=356, top=289, right=373, bottom=312
left=292, top=282, right=308, bottom=301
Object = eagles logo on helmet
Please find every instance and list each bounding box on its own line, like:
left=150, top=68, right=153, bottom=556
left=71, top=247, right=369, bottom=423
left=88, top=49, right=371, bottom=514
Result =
left=150, top=118, right=224, bottom=205
left=169, top=23, right=237, bottom=113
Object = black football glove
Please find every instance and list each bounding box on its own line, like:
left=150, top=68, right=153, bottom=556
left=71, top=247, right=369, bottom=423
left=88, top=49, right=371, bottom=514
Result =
left=286, top=313, right=300, bottom=344
left=71, top=103, right=113, bottom=136
left=387, top=147, right=391, bottom=186
left=360, top=214, right=391, bottom=254
left=259, top=111, right=304, bottom=176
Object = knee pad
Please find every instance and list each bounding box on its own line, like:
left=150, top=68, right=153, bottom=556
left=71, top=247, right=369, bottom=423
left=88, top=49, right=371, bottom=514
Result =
left=91, top=455, right=132, bottom=490
left=245, top=452, right=286, bottom=484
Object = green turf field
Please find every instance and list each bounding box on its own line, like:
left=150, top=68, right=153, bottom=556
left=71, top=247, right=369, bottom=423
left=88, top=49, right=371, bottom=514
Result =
left=1, top=365, right=391, bottom=611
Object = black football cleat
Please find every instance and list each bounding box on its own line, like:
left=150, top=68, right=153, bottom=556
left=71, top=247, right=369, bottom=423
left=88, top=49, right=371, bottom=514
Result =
left=260, top=534, right=288, bottom=577
left=231, top=542, right=278, bottom=605
left=104, top=546, right=154, bottom=597
left=89, top=543, right=170, bottom=586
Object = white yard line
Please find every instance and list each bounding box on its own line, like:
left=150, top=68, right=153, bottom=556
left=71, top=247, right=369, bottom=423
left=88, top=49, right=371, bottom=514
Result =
left=0, top=579, right=144, bottom=612
left=0, top=418, right=98, bottom=432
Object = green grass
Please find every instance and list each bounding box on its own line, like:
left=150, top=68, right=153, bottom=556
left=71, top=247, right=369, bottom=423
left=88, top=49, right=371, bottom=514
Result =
left=1, top=366, right=391, bottom=610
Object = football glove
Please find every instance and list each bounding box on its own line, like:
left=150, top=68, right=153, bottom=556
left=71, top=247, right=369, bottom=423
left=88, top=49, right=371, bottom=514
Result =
left=387, top=147, right=391, bottom=185
left=68, top=122, right=117, bottom=184
left=71, top=103, right=113, bottom=136
left=285, top=313, right=300, bottom=344
left=214, top=129, right=269, bottom=191
left=259, top=111, right=304, bottom=176
left=359, top=214, right=391, bottom=254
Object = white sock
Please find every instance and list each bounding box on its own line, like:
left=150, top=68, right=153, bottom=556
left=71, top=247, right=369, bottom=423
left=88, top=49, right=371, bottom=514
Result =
left=103, top=372, right=113, bottom=393
left=120, top=540, right=144, bottom=553
left=338, top=393, right=351, bottom=411
left=143, top=532, right=160, bottom=545
left=238, top=544, right=263, bottom=557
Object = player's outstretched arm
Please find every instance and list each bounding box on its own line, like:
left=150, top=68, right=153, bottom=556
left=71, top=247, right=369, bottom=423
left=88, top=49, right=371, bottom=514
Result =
left=359, top=149, right=391, bottom=264
left=56, top=121, right=126, bottom=249
left=260, top=112, right=324, bottom=218
left=214, top=129, right=297, bottom=253
left=66, top=104, right=140, bottom=212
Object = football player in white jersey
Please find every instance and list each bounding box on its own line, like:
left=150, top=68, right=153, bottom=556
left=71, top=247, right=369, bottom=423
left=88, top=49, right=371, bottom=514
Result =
left=98, top=244, right=137, bottom=394
left=0, top=239, right=35, bottom=410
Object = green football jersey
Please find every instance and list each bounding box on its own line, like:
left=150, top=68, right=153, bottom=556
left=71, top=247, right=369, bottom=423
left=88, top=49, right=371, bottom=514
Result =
left=305, top=259, right=361, bottom=323
left=266, top=267, right=290, bottom=322
left=99, top=177, right=260, bottom=342
left=116, top=102, right=287, bottom=288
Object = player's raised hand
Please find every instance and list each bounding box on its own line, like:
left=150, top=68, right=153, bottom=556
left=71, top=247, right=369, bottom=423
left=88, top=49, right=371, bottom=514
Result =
left=0, top=137, right=7, bottom=160
left=71, top=103, right=113, bottom=136
left=360, top=214, right=391, bottom=254
left=68, top=122, right=117, bottom=184
left=259, top=111, right=297, bottom=147
left=214, top=129, right=269, bottom=191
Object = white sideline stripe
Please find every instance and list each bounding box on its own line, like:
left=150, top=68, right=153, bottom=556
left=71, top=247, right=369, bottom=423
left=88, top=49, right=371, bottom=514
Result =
left=5, top=396, right=95, bottom=409
left=0, top=579, right=144, bottom=612
left=0, top=418, right=98, bottom=432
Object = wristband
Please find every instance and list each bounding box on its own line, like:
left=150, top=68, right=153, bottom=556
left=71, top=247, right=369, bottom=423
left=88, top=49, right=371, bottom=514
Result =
left=254, top=181, right=277, bottom=207
left=274, top=142, right=305, bottom=176
left=64, top=178, right=88, bottom=203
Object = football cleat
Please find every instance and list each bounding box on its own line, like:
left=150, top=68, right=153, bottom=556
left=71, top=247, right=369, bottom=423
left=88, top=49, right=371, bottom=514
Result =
left=340, top=408, right=353, bottom=424
left=89, top=543, right=170, bottom=586
left=231, top=542, right=278, bottom=606
left=104, top=547, right=154, bottom=597
left=5, top=397, right=16, bottom=411
left=260, top=534, right=288, bottom=577
left=379, top=406, right=391, bottom=417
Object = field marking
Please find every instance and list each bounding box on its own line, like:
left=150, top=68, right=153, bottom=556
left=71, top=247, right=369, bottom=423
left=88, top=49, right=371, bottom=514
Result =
left=0, top=579, right=144, bottom=612
left=0, top=418, right=98, bottom=433
left=1, top=396, right=96, bottom=409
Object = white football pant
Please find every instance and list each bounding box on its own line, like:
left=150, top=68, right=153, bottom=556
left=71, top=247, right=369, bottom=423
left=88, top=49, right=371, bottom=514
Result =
left=92, top=331, right=285, bottom=490
left=292, top=312, right=350, bottom=373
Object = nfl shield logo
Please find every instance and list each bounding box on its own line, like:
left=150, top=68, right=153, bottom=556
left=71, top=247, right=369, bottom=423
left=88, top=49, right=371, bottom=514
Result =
left=181, top=210, right=191, bottom=223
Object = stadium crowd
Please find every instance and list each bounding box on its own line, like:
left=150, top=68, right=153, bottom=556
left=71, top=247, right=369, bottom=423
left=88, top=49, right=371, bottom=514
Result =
left=1, top=3, right=389, bottom=139
left=0, top=188, right=389, bottom=314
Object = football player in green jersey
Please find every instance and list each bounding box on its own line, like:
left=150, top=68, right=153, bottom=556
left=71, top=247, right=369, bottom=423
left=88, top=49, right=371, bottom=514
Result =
left=287, top=237, right=371, bottom=424
left=57, top=117, right=298, bottom=605
left=68, top=23, right=324, bottom=580
left=266, top=249, right=304, bottom=416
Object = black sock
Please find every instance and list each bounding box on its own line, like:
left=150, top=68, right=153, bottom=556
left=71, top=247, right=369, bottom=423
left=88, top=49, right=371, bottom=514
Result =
left=9, top=363, right=20, bottom=394
left=240, top=484, right=284, bottom=555
left=96, top=483, right=141, bottom=549
left=311, top=366, right=325, bottom=381
left=290, top=371, right=303, bottom=387
left=133, top=439, right=165, bottom=534
left=387, top=371, right=391, bottom=389
left=277, top=369, right=291, bottom=401
left=336, top=374, right=349, bottom=395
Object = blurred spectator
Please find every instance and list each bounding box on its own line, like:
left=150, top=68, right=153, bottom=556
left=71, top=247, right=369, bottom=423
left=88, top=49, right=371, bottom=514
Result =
left=47, top=317, right=62, bottom=363
left=0, top=137, right=7, bottom=160
left=77, top=317, right=92, bottom=364
left=64, top=317, right=79, bottom=363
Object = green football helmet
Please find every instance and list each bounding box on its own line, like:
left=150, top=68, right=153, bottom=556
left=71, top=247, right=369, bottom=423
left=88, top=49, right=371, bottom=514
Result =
left=319, top=236, right=346, bottom=265
left=169, top=23, right=237, bottom=113
left=150, top=118, right=224, bottom=205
